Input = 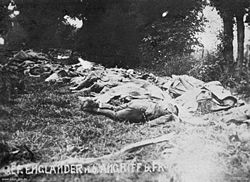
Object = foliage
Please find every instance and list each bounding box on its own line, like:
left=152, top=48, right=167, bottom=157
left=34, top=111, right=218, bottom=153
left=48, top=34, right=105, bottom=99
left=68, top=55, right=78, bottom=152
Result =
left=0, top=4, right=10, bottom=36
left=76, top=0, right=140, bottom=67
left=188, top=49, right=250, bottom=96
left=210, top=0, right=250, bottom=72
left=140, top=0, right=205, bottom=55
left=16, top=0, right=83, bottom=49
left=210, top=0, right=250, bottom=15
left=189, top=51, right=223, bottom=82
left=0, top=0, right=206, bottom=68
left=190, top=28, right=247, bottom=87
left=222, top=71, right=250, bottom=96
left=140, top=54, right=196, bottom=76
left=138, top=0, right=206, bottom=72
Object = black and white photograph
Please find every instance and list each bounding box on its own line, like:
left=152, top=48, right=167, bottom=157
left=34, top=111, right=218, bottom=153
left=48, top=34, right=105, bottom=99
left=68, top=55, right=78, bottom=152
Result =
left=0, top=0, right=250, bottom=181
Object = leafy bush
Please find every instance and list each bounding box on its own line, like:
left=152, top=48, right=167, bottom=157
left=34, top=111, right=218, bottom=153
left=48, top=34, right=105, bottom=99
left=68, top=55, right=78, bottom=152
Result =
left=189, top=52, right=223, bottom=82
left=189, top=51, right=250, bottom=96
left=228, top=71, right=250, bottom=96
left=139, top=54, right=196, bottom=76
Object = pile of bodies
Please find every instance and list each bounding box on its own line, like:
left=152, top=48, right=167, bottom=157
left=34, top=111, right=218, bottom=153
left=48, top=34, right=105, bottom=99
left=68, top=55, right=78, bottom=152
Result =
left=0, top=50, right=49, bottom=102
left=68, top=63, right=249, bottom=124
left=0, top=49, right=92, bottom=103
left=1, top=50, right=249, bottom=124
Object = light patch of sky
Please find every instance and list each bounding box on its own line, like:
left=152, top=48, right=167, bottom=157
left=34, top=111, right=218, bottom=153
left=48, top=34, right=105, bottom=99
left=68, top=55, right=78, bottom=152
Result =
left=196, top=5, right=250, bottom=59
left=7, top=1, right=16, bottom=11
left=0, top=37, right=4, bottom=45
left=233, top=16, right=250, bottom=58
left=245, top=24, right=250, bottom=48
left=162, top=11, right=168, bottom=18
left=9, top=10, right=20, bottom=18
left=8, top=1, right=20, bottom=19
left=196, top=6, right=223, bottom=52
left=243, top=15, right=250, bottom=45
left=63, top=15, right=83, bottom=29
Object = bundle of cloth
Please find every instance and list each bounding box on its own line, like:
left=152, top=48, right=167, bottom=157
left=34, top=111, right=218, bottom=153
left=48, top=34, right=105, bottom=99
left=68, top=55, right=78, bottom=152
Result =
left=77, top=71, right=249, bottom=124
left=11, top=50, right=51, bottom=77
left=0, top=50, right=50, bottom=101
left=168, top=76, right=238, bottom=113
left=13, top=50, right=242, bottom=124
left=69, top=66, right=176, bottom=123
left=167, top=75, right=250, bottom=124
left=79, top=80, right=177, bottom=123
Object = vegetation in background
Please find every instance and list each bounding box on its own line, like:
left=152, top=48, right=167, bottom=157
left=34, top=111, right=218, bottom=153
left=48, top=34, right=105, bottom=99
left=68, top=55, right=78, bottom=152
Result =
left=210, top=0, right=250, bottom=74
left=0, top=1, right=250, bottom=181
left=0, top=0, right=249, bottom=79
left=0, top=0, right=206, bottom=68
left=0, top=0, right=249, bottom=93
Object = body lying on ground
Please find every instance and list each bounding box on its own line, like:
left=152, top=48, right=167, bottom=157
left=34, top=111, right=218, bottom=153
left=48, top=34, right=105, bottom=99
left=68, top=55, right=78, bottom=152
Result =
left=80, top=97, right=178, bottom=123
left=70, top=68, right=135, bottom=93
left=77, top=71, right=178, bottom=123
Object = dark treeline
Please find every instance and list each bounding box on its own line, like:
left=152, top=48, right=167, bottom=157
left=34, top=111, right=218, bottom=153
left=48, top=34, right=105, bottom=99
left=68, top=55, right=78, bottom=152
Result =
left=1, top=0, right=205, bottom=67
left=211, top=0, right=250, bottom=73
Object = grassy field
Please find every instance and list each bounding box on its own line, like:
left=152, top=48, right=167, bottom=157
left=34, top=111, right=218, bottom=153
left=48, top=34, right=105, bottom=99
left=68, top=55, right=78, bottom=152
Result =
left=1, top=74, right=250, bottom=182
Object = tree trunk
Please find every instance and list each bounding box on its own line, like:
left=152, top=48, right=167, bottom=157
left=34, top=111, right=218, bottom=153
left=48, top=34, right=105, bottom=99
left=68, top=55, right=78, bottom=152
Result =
left=236, top=12, right=245, bottom=72
left=221, top=11, right=234, bottom=71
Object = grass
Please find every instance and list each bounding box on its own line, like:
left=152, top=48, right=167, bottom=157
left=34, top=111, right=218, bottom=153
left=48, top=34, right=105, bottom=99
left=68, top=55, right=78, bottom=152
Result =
left=0, top=76, right=179, bottom=179
left=1, top=73, right=250, bottom=182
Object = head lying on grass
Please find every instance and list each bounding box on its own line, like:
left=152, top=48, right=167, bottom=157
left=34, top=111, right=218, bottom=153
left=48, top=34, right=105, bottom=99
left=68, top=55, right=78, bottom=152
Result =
left=80, top=97, right=178, bottom=123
